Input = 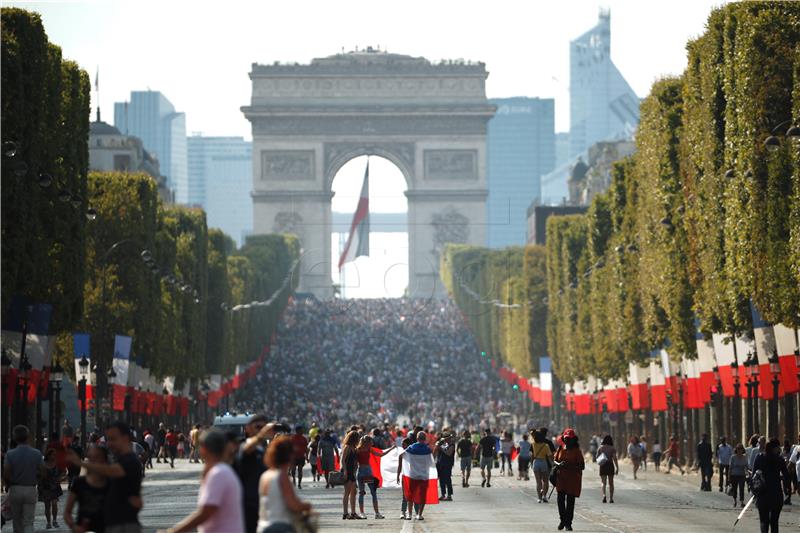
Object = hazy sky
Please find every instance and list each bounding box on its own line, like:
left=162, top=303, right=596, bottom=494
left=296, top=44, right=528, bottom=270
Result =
left=9, top=0, right=725, bottom=137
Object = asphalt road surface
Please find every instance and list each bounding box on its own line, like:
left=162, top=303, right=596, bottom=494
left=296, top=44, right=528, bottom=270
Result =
left=16, top=458, right=796, bottom=532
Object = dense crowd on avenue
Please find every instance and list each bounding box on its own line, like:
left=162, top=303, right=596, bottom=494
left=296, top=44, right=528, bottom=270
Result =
left=1, top=297, right=798, bottom=533
left=235, top=298, right=530, bottom=433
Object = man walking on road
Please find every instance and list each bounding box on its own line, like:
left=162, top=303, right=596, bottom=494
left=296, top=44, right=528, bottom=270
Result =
left=697, top=433, right=713, bottom=491
left=162, top=429, right=244, bottom=533
left=716, top=436, right=732, bottom=492
left=2, top=425, right=43, bottom=533
left=233, top=414, right=276, bottom=533
left=479, top=428, right=496, bottom=488
left=457, top=430, right=473, bottom=488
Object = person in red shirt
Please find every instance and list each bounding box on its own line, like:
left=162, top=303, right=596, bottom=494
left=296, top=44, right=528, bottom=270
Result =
left=165, top=428, right=179, bottom=468
left=665, top=435, right=685, bottom=475
left=291, top=426, right=309, bottom=489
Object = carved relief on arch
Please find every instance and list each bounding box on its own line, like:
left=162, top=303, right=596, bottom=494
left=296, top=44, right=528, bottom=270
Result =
left=430, top=207, right=470, bottom=270
left=273, top=211, right=304, bottom=237
left=323, top=142, right=415, bottom=189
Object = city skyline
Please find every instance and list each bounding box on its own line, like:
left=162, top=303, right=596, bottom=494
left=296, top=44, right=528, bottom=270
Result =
left=9, top=0, right=724, bottom=138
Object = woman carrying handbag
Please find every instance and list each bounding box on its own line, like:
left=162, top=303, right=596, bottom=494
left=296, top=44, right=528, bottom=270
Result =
left=553, top=428, right=584, bottom=532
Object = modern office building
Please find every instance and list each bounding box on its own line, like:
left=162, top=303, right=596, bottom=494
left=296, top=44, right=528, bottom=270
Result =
left=569, top=9, right=639, bottom=158
left=486, top=97, right=555, bottom=248
left=188, top=135, right=252, bottom=246
left=114, top=90, right=188, bottom=202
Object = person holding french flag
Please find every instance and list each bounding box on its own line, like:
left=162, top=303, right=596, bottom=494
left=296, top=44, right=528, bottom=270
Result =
left=400, top=432, right=440, bottom=521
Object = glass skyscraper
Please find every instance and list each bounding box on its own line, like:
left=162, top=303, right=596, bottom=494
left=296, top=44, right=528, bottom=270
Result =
left=114, top=90, right=188, bottom=202
left=187, top=135, right=252, bottom=246
left=486, top=97, right=555, bottom=247
left=569, top=9, right=639, bottom=158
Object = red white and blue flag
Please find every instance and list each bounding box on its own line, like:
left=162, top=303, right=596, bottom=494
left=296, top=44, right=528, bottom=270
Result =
left=338, top=160, right=370, bottom=270
left=401, top=442, right=439, bottom=505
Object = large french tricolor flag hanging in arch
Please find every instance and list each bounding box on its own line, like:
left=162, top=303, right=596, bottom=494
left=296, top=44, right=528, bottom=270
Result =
left=401, top=442, right=439, bottom=505
left=338, top=159, right=370, bottom=270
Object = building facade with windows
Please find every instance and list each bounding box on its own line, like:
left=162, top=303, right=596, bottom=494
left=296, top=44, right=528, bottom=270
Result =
left=568, top=9, right=639, bottom=158
left=114, top=90, right=188, bottom=202
left=486, top=97, right=555, bottom=247
left=187, top=135, right=252, bottom=246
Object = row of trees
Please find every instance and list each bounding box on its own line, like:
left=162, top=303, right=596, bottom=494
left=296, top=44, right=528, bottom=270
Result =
left=442, top=2, right=800, bottom=386
left=440, top=244, right=547, bottom=377
left=1, top=9, right=299, bottom=396
left=547, top=2, right=800, bottom=383
left=84, top=171, right=299, bottom=395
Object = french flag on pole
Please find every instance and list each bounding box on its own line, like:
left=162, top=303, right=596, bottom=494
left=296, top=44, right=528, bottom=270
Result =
left=401, top=442, right=439, bottom=505
left=338, top=159, right=370, bottom=270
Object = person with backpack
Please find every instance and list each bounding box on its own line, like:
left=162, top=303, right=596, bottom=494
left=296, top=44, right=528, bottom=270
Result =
left=752, top=438, right=790, bottom=533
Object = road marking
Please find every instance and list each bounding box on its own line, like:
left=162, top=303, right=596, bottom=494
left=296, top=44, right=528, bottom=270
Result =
left=400, top=517, right=431, bottom=533
left=574, top=511, right=626, bottom=533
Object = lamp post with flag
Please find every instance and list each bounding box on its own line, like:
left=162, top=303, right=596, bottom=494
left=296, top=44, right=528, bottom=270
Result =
left=48, top=362, right=64, bottom=440
left=77, top=355, right=89, bottom=449
left=767, top=350, right=780, bottom=437
left=744, top=354, right=757, bottom=437
left=731, top=360, right=741, bottom=443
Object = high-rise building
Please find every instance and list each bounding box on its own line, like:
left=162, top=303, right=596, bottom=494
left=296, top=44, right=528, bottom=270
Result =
left=114, top=91, right=188, bottom=202
left=486, top=97, right=555, bottom=248
left=569, top=9, right=639, bottom=158
left=187, top=135, right=252, bottom=246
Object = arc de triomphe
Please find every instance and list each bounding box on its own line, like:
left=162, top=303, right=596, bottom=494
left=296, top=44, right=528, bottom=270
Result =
left=242, top=49, right=495, bottom=298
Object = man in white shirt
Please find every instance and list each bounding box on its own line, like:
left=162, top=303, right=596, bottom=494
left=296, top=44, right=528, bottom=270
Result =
left=716, top=436, right=733, bottom=492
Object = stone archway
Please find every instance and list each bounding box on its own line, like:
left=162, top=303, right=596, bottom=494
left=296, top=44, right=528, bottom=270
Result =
left=242, top=49, right=495, bottom=298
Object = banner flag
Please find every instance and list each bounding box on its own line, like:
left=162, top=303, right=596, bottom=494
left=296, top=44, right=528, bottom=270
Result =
left=649, top=358, right=667, bottom=411
left=751, top=304, right=782, bottom=399
left=629, top=362, right=650, bottom=410
left=112, top=335, right=132, bottom=411
left=539, top=357, right=553, bottom=407
left=773, top=323, right=799, bottom=394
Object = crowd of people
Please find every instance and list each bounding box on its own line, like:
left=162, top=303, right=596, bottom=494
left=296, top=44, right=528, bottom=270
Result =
left=3, top=416, right=799, bottom=532
left=234, top=298, right=529, bottom=433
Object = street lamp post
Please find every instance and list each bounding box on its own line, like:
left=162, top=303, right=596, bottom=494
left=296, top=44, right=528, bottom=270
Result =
left=768, top=350, right=780, bottom=438
left=744, top=355, right=755, bottom=438
left=1, top=351, right=11, bottom=450
left=106, top=367, right=117, bottom=425
left=77, top=355, right=89, bottom=449
left=16, top=357, right=32, bottom=428
left=751, top=355, right=761, bottom=436
left=49, top=362, right=64, bottom=439
left=731, top=361, right=740, bottom=443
